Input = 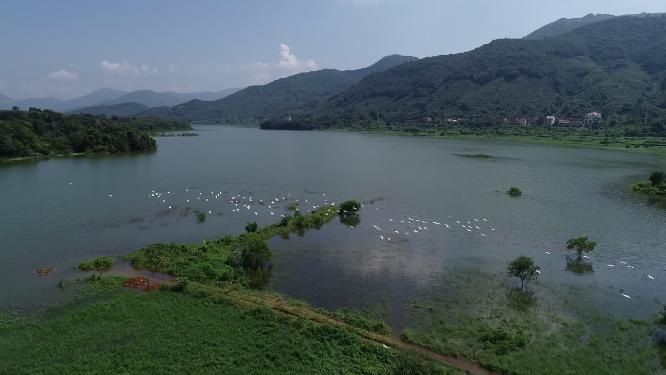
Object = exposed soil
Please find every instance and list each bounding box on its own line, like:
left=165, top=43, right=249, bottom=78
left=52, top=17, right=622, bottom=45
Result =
left=35, top=267, right=54, bottom=276
left=122, top=277, right=160, bottom=292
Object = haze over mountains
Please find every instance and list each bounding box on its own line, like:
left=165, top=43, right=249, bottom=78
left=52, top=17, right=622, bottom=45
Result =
left=0, top=88, right=240, bottom=113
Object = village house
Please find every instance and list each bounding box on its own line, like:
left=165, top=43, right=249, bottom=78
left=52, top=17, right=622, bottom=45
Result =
left=584, top=112, right=602, bottom=127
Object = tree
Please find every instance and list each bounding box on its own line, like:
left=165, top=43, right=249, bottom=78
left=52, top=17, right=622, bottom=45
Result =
left=245, top=221, right=258, bottom=233
left=566, top=236, right=597, bottom=262
left=237, top=233, right=271, bottom=270
left=507, top=256, right=540, bottom=291
left=11, top=106, right=19, bottom=111
left=650, top=171, right=664, bottom=187
left=339, top=200, right=361, bottom=215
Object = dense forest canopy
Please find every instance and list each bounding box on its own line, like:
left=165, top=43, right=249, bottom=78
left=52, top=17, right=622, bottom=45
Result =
left=292, top=15, right=666, bottom=129
left=0, top=108, right=190, bottom=159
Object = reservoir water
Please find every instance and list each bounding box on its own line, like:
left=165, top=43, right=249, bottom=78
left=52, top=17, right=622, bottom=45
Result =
left=1, top=126, right=665, bottom=323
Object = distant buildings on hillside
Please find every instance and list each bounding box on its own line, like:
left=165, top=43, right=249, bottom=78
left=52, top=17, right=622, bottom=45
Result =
left=543, top=112, right=603, bottom=127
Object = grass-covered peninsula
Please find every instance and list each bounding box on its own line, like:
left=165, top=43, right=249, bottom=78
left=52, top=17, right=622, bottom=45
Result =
left=0, top=204, right=466, bottom=375
left=0, top=108, right=190, bottom=160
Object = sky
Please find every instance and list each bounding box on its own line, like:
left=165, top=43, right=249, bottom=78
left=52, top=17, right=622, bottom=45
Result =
left=1, top=0, right=665, bottom=99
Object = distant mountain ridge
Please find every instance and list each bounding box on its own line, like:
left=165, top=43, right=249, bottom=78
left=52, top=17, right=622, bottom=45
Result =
left=0, top=88, right=241, bottom=113
left=140, top=54, right=419, bottom=123
left=524, top=13, right=616, bottom=40
left=290, top=14, right=666, bottom=128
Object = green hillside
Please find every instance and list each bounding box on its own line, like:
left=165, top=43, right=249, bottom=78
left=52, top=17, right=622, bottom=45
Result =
left=145, top=55, right=418, bottom=124
left=523, top=13, right=615, bottom=40
left=293, top=15, right=666, bottom=129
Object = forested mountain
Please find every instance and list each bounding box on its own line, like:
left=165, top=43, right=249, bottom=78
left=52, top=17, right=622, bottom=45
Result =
left=0, top=108, right=189, bottom=159
left=524, top=13, right=615, bottom=40
left=143, top=55, right=418, bottom=123
left=292, top=15, right=666, bottom=129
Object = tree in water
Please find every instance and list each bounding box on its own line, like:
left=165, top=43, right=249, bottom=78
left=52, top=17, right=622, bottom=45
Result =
left=506, top=256, right=540, bottom=291
left=649, top=171, right=664, bottom=187
left=566, top=236, right=596, bottom=262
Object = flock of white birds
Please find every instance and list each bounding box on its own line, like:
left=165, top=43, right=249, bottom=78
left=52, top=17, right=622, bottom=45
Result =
left=97, top=184, right=654, bottom=301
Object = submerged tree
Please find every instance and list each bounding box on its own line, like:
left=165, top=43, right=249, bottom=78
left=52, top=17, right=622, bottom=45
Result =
left=339, top=200, right=361, bottom=215
left=507, top=186, right=522, bottom=197
left=245, top=221, right=258, bottom=233
left=566, top=236, right=597, bottom=262
left=650, top=171, right=664, bottom=187
left=507, top=256, right=540, bottom=291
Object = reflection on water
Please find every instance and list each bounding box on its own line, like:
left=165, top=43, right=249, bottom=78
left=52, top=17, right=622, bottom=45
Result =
left=1, top=126, right=665, bottom=322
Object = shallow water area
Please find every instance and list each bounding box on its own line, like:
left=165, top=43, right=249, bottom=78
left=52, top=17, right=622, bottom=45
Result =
left=1, top=126, right=664, bottom=323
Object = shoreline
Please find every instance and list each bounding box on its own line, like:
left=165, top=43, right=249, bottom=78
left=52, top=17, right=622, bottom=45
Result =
left=319, top=127, right=666, bottom=157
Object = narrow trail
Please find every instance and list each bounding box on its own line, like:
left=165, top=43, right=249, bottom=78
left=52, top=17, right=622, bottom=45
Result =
left=193, top=284, right=501, bottom=375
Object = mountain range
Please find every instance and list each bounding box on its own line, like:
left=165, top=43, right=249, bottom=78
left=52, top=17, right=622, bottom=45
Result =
left=5, top=14, right=666, bottom=129
left=293, top=14, right=666, bottom=128
left=137, top=54, right=419, bottom=123
left=0, top=88, right=240, bottom=113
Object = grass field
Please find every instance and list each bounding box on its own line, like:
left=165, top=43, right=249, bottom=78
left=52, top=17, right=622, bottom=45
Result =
left=0, top=278, right=459, bottom=375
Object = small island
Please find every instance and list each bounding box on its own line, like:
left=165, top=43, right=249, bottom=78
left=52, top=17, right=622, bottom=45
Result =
left=632, top=171, right=666, bottom=196
left=0, top=108, right=190, bottom=160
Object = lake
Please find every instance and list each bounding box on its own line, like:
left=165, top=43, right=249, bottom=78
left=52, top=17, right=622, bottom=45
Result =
left=1, top=126, right=665, bottom=325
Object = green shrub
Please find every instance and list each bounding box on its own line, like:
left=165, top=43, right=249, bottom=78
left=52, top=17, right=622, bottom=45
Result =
left=507, top=186, right=522, bottom=197
left=339, top=200, right=361, bottom=215
left=77, top=256, right=115, bottom=274
left=245, top=221, right=258, bottom=233
left=235, top=233, right=271, bottom=270
left=478, top=326, right=527, bottom=355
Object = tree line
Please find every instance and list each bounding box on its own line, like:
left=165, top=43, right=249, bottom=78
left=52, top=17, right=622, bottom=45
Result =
left=0, top=108, right=190, bottom=158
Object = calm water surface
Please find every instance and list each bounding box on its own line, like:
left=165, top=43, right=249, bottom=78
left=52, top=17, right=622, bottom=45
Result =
left=1, top=126, right=665, bottom=324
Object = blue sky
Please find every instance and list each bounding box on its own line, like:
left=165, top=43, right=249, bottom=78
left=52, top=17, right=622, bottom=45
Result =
left=1, top=0, right=665, bottom=99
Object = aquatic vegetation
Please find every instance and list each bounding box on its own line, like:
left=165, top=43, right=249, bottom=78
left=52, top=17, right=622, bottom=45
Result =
left=453, top=153, right=493, bottom=159
left=478, top=325, right=527, bottom=355
left=194, top=209, right=206, bottom=223
left=402, top=267, right=663, bottom=374
left=565, top=259, right=594, bottom=274
left=76, top=256, right=114, bottom=274
left=507, top=186, right=522, bottom=197
left=124, top=205, right=341, bottom=284
left=632, top=171, right=666, bottom=196
left=506, top=256, right=540, bottom=291
left=659, top=306, right=666, bottom=325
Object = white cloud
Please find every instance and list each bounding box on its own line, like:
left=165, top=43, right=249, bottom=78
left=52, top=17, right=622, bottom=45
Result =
left=100, top=60, right=158, bottom=76
left=46, top=69, right=78, bottom=81
left=250, top=43, right=319, bottom=84
left=277, top=43, right=318, bottom=70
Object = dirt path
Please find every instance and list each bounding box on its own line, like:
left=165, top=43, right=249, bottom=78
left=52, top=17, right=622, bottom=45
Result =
left=194, top=284, right=501, bottom=375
